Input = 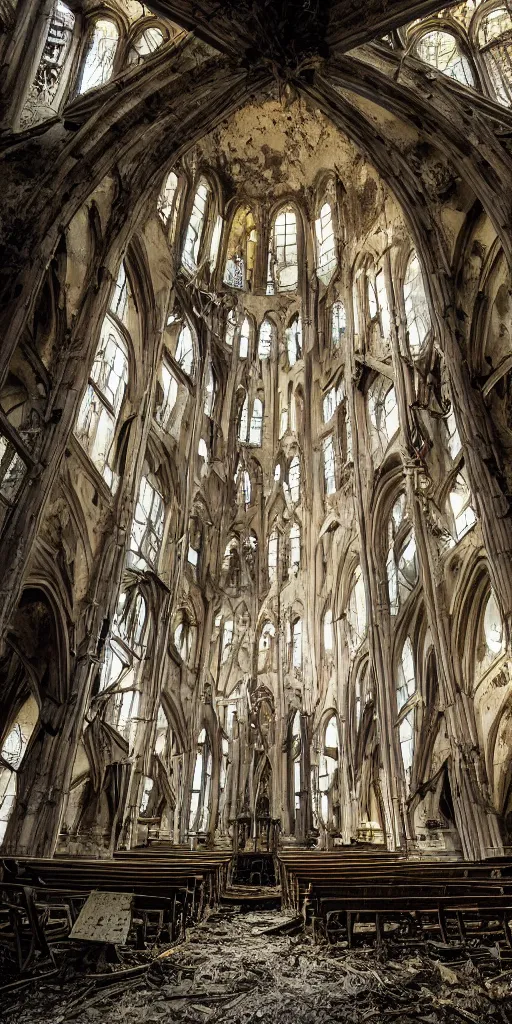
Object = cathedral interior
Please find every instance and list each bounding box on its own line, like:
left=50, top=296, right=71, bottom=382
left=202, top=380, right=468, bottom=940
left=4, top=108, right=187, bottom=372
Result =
left=3, top=0, right=512, bottom=1019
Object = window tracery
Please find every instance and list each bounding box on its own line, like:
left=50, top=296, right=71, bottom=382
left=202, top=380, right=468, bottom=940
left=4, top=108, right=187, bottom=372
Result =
left=20, top=0, right=75, bottom=128
left=289, top=522, right=301, bottom=574
left=331, top=301, right=346, bottom=347
left=175, top=324, right=195, bottom=378
left=128, top=475, right=165, bottom=571
left=415, top=28, right=475, bottom=85
left=267, top=206, right=299, bottom=293
left=447, top=468, right=477, bottom=541
left=397, top=637, right=416, bottom=788
left=386, top=495, right=418, bottom=615
left=315, top=202, right=337, bottom=284
left=75, top=313, right=129, bottom=489
left=127, top=25, right=165, bottom=65
left=368, top=379, right=399, bottom=456
left=78, top=18, right=119, bottom=94
left=478, top=7, right=512, bottom=104
left=182, top=181, right=210, bottom=272
left=403, top=252, right=431, bottom=355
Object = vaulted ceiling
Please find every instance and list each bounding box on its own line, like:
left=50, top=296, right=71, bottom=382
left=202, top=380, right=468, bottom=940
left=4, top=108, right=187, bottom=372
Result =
left=145, top=0, right=455, bottom=63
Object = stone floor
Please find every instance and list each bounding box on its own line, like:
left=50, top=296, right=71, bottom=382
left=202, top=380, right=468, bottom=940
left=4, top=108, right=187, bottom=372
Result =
left=4, top=906, right=512, bottom=1024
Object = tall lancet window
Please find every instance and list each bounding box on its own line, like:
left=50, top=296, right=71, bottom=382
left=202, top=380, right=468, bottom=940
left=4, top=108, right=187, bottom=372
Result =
left=267, top=206, right=298, bottom=293
left=78, top=19, right=119, bottom=94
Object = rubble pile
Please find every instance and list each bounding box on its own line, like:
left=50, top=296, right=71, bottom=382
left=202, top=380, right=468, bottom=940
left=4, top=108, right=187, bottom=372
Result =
left=3, top=907, right=512, bottom=1024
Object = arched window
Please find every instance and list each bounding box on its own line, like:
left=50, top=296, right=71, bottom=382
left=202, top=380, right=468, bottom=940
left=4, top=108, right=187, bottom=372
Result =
left=204, top=361, right=216, bottom=416
left=367, top=267, right=391, bottom=338
left=241, top=469, right=251, bottom=507
left=0, top=696, right=39, bottom=843
left=448, top=469, right=477, bottom=542
left=189, top=729, right=212, bottom=833
left=322, top=434, right=336, bottom=495
left=331, top=301, right=346, bottom=347
left=158, top=170, right=179, bottom=227
left=154, top=360, right=178, bottom=431
left=290, top=710, right=302, bottom=827
left=238, top=395, right=249, bottom=442
left=20, top=0, right=75, bottom=128
left=128, top=474, right=165, bottom=570
left=478, top=8, right=512, bottom=105
left=484, top=590, right=504, bottom=656
left=224, top=206, right=257, bottom=290
left=415, top=29, right=475, bottom=86
left=289, top=522, right=301, bottom=573
left=175, top=324, right=195, bottom=377
left=127, top=25, right=165, bottom=65
left=268, top=530, right=279, bottom=583
left=386, top=496, right=418, bottom=615
left=403, top=252, right=431, bottom=355
left=368, top=379, right=399, bottom=455
left=268, top=206, right=298, bottom=293
left=249, top=399, right=263, bottom=445
left=286, top=313, right=302, bottom=366
left=323, top=608, right=334, bottom=652
left=99, top=586, right=147, bottom=693
left=78, top=18, right=118, bottom=94
left=346, top=567, right=367, bottom=651
left=318, top=715, right=339, bottom=825
left=182, top=180, right=210, bottom=271
left=75, top=307, right=129, bottom=489
left=315, top=202, right=336, bottom=284
left=323, top=381, right=344, bottom=423
left=397, top=637, right=416, bottom=788
left=290, top=617, right=302, bottom=670
left=288, top=455, right=300, bottom=503
left=258, top=320, right=273, bottom=359
left=239, top=316, right=251, bottom=359
left=174, top=611, right=196, bottom=662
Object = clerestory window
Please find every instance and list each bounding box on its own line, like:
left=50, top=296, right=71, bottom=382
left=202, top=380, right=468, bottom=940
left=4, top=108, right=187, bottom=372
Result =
left=78, top=18, right=118, bottom=94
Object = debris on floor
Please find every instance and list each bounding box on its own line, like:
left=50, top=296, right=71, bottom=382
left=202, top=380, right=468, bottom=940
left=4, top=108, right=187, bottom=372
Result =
left=3, top=906, right=512, bottom=1023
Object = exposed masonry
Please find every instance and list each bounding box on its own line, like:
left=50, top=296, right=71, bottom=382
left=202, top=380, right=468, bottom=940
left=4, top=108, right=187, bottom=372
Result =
left=1, top=0, right=512, bottom=861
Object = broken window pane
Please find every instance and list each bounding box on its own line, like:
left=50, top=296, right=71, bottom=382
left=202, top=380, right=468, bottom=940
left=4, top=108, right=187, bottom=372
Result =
left=75, top=315, right=128, bottom=487
left=478, top=8, right=512, bottom=106
left=448, top=470, right=477, bottom=540
left=20, top=0, right=75, bottom=128
left=175, top=324, right=195, bottom=377
left=368, top=378, right=399, bottom=456
left=331, top=301, right=346, bottom=346
left=315, top=202, right=336, bottom=284
left=288, top=455, right=300, bottom=503
left=128, top=475, right=165, bottom=570
left=182, top=181, right=209, bottom=271
left=268, top=206, right=298, bottom=293
left=404, top=252, right=430, bottom=355
left=415, top=29, right=475, bottom=86
left=158, top=170, right=178, bottom=225
left=0, top=435, right=27, bottom=505
left=127, top=26, right=164, bottom=65
left=78, top=18, right=118, bottom=94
